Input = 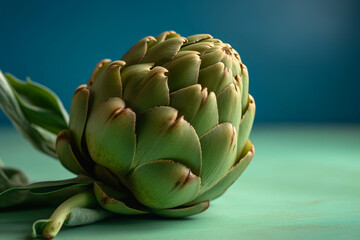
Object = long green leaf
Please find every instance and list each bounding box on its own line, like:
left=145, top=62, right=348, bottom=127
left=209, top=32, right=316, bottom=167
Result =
left=0, top=70, right=69, bottom=158
left=0, top=174, right=94, bottom=197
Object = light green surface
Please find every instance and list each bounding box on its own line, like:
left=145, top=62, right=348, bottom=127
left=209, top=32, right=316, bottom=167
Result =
left=0, top=125, right=360, bottom=239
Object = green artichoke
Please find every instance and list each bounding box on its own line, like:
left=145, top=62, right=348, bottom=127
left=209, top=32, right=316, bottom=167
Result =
left=58, top=30, right=255, bottom=212
left=0, top=31, right=255, bottom=238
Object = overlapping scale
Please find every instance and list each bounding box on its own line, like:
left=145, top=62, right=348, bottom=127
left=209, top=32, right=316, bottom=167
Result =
left=162, top=53, right=201, bottom=92
left=121, top=36, right=157, bottom=65
left=69, top=84, right=90, bottom=157
left=94, top=182, right=148, bottom=215
left=237, top=95, right=255, bottom=159
left=134, top=106, right=202, bottom=175
left=89, top=61, right=125, bottom=107
left=120, top=63, right=153, bottom=90
left=191, top=140, right=254, bottom=204
left=85, top=97, right=136, bottom=176
left=123, top=66, right=169, bottom=113
left=198, top=62, right=233, bottom=95
left=183, top=34, right=212, bottom=46
left=170, top=85, right=219, bottom=137
left=181, top=42, right=214, bottom=55
left=155, top=31, right=181, bottom=43
left=240, top=63, right=250, bottom=114
left=198, top=123, right=238, bottom=194
left=217, top=83, right=242, bottom=128
left=129, top=159, right=200, bottom=209
left=141, top=37, right=186, bottom=66
left=56, top=129, right=88, bottom=175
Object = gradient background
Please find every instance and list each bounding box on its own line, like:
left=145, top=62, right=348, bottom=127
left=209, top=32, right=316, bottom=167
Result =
left=1, top=2, right=360, bottom=239
left=0, top=0, right=359, bottom=125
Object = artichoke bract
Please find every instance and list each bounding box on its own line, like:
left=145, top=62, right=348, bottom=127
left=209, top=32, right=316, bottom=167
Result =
left=58, top=31, right=255, bottom=215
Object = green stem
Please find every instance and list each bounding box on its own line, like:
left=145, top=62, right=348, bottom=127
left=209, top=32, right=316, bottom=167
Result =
left=42, top=190, right=97, bottom=239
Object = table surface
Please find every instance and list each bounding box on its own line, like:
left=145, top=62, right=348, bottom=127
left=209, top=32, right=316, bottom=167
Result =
left=0, top=125, right=359, bottom=240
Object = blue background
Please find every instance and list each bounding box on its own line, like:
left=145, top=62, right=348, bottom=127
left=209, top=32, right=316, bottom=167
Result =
left=0, top=0, right=359, bottom=125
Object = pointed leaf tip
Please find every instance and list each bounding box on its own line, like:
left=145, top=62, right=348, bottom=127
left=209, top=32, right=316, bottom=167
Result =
left=94, top=182, right=148, bottom=215
left=69, top=84, right=90, bottom=157
left=88, top=59, right=111, bottom=86
left=89, top=60, right=124, bottom=107
left=86, top=97, right=135, bottom=176
left=192, top=141, right=254, bottom=203
left=198, top=122, right=238, bottom=194
left=109, top=60, right=126, bottom=69
left=129, top=160, right=200, bottom=209
left=135, top=106, right=202, bottom=175
left=56, top=130, right=89, bottom=175
left=121, top=36, right=157, bottom=65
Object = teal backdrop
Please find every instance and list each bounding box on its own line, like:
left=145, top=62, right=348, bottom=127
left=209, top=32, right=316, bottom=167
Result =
left=1, top=2, right=360, bottom=239
left=0, top=0, right=359, bottom=124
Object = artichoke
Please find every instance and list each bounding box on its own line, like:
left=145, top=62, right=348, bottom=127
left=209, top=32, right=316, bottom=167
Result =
left=0, top=31, right=255, bottom=238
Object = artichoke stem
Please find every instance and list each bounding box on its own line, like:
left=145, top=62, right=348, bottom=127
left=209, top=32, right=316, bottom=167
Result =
left=42, top=189, right=97, bottom=239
